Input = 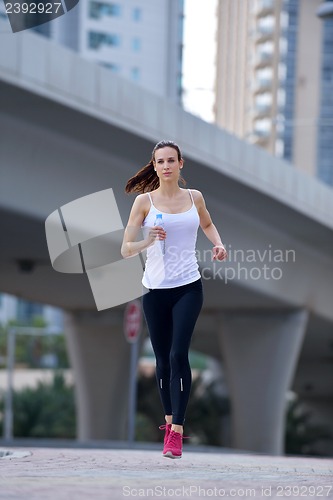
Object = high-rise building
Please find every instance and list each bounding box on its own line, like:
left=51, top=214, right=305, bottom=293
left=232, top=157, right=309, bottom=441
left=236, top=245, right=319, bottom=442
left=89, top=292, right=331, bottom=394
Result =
left=0, top=0, right=184, bottom=103
left=214, top=0, right=333, bottom=186
left=316, top=0, right=333, bottom=185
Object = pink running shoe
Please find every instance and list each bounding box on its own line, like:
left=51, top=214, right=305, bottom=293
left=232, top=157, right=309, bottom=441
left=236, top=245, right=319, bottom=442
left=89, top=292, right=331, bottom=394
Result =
left=163, top=430, right=185, bottom=459
left=159, top=423, right=172, bottom=455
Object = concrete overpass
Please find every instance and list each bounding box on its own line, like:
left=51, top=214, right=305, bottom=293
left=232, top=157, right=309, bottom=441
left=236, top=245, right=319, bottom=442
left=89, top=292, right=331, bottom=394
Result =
left=1, top=28, right=333, bottom=455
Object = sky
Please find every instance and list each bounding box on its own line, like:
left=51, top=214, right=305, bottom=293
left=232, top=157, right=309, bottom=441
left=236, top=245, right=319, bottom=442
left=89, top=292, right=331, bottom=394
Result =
left=182, top=0, right=218, bottom=123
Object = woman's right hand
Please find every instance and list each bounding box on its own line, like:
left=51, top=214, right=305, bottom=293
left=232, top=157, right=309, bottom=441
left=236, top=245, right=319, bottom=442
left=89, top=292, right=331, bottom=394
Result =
left=146, top=225, right=167, bottom=247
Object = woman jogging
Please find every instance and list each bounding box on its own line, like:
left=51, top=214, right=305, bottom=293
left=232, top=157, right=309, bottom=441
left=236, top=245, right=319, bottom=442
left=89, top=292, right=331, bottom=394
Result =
left=121, top=140, right=227, bottom=459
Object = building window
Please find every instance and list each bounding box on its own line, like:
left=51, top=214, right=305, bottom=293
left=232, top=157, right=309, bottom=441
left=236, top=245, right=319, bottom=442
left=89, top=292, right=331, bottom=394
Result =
left=254, top=118, right=271, bottom=136
left=177, top=72, right=182, bottom=99
left=88, top=31, right=120, bottom=50
left=132, top=37, right=141, bottom=52
left=100, top=62, right=120, bottom=73
left=89, top=1, right=121, bottom=20
left=131, top=67, right=140, bottom=82
left=256, top=67, right=273, bottom=89
left=258, top=15, right=275, bottom=35
left=132, top=7, right=142, bottom=22
left=259, top=0, right=274, bottom=9
left=16, top=299, right=43, bottom=323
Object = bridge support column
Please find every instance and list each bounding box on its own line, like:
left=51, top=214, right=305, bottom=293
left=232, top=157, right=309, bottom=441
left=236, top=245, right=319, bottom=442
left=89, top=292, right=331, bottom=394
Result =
left=218, top=309, right=308, bottom=455
left=64, top=310, right=140, bottom=441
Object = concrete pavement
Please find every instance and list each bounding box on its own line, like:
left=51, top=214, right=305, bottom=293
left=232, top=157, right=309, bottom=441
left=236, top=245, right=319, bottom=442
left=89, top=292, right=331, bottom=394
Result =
left=0, top=445, right=332, bottom=500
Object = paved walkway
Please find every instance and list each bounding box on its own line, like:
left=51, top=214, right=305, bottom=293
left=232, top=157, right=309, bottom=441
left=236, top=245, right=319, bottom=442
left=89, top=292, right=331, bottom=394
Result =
left=0, top=446, right=332, bottom=500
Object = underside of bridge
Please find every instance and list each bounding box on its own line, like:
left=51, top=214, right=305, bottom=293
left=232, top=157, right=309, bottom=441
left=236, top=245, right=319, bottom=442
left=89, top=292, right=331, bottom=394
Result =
left=1, top=52, right=333, bottom=455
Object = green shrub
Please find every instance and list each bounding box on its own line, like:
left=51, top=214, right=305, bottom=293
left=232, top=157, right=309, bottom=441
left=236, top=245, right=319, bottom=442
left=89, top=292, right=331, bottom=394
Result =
left=0, top=372, right=76, bottom=438
left=285, top=397, right=332, bottom=456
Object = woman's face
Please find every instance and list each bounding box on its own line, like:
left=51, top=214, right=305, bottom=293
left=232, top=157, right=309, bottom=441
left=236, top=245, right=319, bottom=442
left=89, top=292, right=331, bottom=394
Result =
left=154, top=146, right=183, bottom=181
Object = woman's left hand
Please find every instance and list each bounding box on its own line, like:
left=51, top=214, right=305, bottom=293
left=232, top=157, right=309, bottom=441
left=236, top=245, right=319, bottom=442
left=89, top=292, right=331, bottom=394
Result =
left=212, top=244, right=228, bottom=261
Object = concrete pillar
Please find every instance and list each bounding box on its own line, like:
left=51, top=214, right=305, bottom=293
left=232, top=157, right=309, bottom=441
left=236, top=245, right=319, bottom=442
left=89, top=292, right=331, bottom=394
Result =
left=64, top=309, right=144, bottom=441
left=218, top=309, right=308, bottom=455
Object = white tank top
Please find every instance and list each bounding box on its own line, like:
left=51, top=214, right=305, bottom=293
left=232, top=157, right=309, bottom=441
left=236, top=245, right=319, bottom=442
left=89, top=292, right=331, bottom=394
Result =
left=141, top=189, right=201, bottom=289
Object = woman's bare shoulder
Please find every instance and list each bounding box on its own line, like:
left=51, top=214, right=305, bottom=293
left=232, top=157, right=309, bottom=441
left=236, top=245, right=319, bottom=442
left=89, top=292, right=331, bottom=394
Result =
left=189, top=189, right=204, bottom=201
left=133, top=192, right=151, bottom=218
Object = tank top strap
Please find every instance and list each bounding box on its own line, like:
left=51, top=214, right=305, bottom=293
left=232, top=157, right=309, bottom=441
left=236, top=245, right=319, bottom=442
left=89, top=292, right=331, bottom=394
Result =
left=188, top=189, right=194, bottom=204
left=147, top=192, right=153, bottom=205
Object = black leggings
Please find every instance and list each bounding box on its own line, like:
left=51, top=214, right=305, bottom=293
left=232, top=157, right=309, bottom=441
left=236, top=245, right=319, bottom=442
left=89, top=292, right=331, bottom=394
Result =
left=142, top=278, right=203, bottom=425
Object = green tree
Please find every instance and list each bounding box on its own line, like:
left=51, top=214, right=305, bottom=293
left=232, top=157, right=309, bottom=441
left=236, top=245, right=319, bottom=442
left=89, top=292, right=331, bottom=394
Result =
left=0, top=318, right=70, bottom=369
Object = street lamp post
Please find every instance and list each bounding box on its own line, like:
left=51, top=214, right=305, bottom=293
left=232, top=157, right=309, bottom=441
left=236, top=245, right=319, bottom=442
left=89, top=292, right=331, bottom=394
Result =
left=4, top=327, right=16, bottom=441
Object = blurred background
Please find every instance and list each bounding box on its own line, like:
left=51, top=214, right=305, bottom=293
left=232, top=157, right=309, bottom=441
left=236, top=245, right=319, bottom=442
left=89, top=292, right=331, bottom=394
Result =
left=0, top=0, right=333, bottom=457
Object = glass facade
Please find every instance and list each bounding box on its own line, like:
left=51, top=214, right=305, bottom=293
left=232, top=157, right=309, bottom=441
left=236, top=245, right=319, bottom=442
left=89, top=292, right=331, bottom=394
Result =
left=281, top=0, right=299, bottom=162
left=317, top=17, right=333, bottom=185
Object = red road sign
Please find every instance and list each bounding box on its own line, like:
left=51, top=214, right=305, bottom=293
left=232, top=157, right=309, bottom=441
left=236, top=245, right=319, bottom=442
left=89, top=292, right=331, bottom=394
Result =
left=124, top=300, right=142, bottom=343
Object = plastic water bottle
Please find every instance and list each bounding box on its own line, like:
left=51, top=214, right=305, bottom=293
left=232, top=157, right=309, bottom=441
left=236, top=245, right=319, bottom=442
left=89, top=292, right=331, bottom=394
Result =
left=154, top=213, right=165, bottom=255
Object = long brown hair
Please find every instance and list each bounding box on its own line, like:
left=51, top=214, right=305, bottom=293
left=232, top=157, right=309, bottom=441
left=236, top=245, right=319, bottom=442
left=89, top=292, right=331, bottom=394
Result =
left=125, top=140, right=186, bottom=193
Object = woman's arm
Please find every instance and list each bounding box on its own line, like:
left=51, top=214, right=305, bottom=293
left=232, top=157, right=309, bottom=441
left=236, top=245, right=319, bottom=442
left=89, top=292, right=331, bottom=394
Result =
left=193, top=190, right=228, bottom=261
left=121, top=194, right=166, bottom=258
